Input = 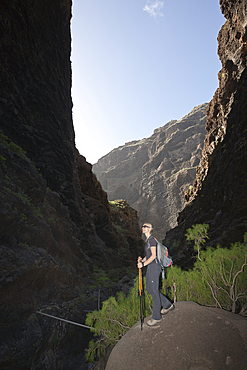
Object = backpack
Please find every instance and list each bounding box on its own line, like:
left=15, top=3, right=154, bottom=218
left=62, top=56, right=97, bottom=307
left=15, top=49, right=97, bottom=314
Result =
left=147, top=237, right=173, bottom=278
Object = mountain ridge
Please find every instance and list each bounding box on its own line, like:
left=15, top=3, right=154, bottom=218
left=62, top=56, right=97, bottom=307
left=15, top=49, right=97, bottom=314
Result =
left=93, top=103, right=207, bottom=240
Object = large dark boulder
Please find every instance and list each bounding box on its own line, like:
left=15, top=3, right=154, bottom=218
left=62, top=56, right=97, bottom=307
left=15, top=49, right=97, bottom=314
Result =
left=106, top=301, right=247, bottom=370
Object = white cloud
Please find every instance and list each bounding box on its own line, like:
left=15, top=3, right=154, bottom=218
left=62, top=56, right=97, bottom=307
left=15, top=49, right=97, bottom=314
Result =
left=143, top=1, right=164, bottom=18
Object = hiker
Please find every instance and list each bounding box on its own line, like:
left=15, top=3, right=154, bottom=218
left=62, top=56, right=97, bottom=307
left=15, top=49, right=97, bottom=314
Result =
left=137, top=223, right=175, bottom=326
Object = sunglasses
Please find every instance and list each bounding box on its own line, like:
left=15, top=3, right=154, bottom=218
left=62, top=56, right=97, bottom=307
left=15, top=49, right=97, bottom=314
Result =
left=142, top=225, right=150, bottom=228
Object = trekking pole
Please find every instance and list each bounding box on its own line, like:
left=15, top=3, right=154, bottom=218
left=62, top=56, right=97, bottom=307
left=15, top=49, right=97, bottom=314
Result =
left=138, top=267, right=144, bottom=330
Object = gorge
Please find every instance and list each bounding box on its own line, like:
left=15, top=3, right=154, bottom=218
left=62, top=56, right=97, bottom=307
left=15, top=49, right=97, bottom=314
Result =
left=95, top=0, right=247, bottom=270
left=93, top=103, right=208, bottom=241
left=0, top=0, right=247, bottom=369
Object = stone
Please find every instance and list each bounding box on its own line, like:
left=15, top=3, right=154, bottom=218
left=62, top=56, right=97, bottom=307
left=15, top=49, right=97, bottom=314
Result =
left=106, top=301, right=247, bottom=370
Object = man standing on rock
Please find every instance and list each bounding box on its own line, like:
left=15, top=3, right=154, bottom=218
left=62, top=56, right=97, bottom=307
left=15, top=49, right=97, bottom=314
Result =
left=137, top=223, right=175, bottom=326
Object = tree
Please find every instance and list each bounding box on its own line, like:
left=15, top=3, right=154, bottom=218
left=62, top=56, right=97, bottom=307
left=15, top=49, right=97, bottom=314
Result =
left=163, top=226, right=247, bottom=315
left=162, top=265, right=213, bottom=306
left=196, top=241, right=247, bottom=313
left=185, top=223, right=209, bottom=260
left=185, top=226, right=247, bottom=313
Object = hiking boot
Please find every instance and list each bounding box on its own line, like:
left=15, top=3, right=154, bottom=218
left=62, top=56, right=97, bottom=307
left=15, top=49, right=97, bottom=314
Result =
left=147, top=318, right=162, bottom=326
left=161, top=303, right=175, bottom=315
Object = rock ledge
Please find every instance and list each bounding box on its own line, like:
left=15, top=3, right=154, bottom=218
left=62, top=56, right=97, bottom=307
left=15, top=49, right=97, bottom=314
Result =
left=106, top=301, right=247, bottom=370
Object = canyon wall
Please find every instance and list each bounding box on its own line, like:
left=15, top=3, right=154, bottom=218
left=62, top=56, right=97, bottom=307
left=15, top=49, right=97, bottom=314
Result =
left=94, top=104, right=207, bottom=241
left=0, top=1, right=143, bottom=368
left=165, top=0, right=247, bottom=268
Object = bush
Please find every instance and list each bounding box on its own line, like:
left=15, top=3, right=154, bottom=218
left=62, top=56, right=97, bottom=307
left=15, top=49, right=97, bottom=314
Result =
left=163, top=225, right=247, bottom=315
left=196, top=239, right=247, bottom=313
left=85, top=276, right=151, bottom=362
left=162, top=265, right=213, bottom=306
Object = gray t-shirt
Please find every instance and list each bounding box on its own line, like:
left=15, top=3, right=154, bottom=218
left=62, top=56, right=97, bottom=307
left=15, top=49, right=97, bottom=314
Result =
left=145, top=236, right=157, bottom=266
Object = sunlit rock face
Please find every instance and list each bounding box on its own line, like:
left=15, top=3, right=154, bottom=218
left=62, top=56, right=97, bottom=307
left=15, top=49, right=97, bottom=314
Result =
left=165, top=0, right=247, bottom=268
left=93, top=104, right=207, bottom=241
left=0, top=1, right=143, bottom=368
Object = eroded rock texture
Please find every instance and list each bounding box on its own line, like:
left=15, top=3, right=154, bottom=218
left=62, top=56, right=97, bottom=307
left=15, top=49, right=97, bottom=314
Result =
left=93, top=104, right=207, bottom=240
left=165, top=0, right=247, bottom=267
left=0, top=1, right=143, bottom=368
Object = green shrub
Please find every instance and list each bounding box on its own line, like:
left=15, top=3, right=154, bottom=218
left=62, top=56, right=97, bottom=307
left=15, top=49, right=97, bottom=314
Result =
left=164, top=225, right=247, bottom=314
left=89, top=267, right=114, bottom=290
left=162, top=265, right=213, bottom=306
left=195, top=239, right=247, bottom=313
left=0, top=130, right=27, bottom=159
left=85, top=276, right=151, bottom=362
left=185, top=223, right=209, bottom=260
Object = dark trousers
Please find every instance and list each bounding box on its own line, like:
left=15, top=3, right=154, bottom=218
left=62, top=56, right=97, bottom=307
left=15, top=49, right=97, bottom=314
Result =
left=146, top=263, right=171, bottom=320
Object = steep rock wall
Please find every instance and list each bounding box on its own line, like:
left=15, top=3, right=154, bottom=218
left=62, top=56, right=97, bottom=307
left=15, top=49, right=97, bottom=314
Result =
left=0, top=0, right=75, bottom=204
left=0, top=1, right=143, bottom=368
left=165, top=0, right=247, bottom=268
left=0, top=0, right=143, bottom=271
left=94, top=104, right=207, bottom=240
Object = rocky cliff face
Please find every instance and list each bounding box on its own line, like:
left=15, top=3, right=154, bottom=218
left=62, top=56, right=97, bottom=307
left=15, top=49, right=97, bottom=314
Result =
left=93, top=104, right=207, bottom=240
left=165, top=0, right=247, bottom=268
left=0, top=1, right=143, bottom=369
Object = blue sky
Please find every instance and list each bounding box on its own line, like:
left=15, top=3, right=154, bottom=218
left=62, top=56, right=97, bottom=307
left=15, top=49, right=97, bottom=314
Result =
left=71, top=1, right=225, bottom=164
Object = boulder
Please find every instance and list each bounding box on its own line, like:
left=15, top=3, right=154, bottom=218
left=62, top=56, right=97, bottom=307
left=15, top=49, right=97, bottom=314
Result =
left=106, top=301, right=247, bottom=370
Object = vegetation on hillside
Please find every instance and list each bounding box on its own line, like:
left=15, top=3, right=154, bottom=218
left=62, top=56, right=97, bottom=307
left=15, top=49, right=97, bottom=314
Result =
left=166, top=225, right=247, bottom=314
